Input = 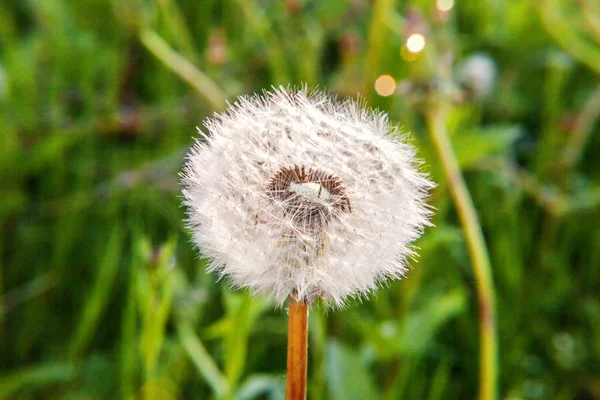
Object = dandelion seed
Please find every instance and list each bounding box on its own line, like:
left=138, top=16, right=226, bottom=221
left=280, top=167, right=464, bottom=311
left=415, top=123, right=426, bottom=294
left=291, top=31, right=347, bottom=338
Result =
left=182, top=87, right=434, bottom=307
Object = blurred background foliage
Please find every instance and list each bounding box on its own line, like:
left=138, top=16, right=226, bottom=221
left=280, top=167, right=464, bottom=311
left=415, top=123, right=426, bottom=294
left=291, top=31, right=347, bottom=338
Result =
left=1, top=0, right=599, bottom=399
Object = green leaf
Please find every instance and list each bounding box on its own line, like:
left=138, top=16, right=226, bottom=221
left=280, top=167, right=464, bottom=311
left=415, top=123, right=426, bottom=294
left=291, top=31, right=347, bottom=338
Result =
left=136, top=239, right=178, bottom=377
left=326, top=340, right=378, bottom=400
left=235, top=374, right=283, bottom=400
left=177, top=320, right=230, bottom=399
left=355, top=289, right=466, bottom=359
left=427, top=360, right=452, bottom=400
left=316, top=0, right=351, bottom=23
left=399, top=289, right=466, bottom=355
left=68, top=226, right=123, bottom=360
left=417, top=226, right=463, bottom=253
left=0, top=363, right=76, bottom=398
left=222, top=290, right=269, bottom=391
left=452, top=125, right=522, bottom=169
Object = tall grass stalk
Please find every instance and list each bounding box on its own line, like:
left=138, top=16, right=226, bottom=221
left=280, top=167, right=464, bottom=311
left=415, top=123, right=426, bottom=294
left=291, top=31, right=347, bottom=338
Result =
left=140, top=29, right=227, bottom=110
left=364, top=0, right=394, bottom=96
left=426, top=104, right=498, bottom=400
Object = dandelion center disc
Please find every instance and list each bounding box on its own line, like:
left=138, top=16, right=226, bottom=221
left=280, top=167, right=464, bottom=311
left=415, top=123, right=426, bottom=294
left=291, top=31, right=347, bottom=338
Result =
left=266, top=165, right=351, bottom=228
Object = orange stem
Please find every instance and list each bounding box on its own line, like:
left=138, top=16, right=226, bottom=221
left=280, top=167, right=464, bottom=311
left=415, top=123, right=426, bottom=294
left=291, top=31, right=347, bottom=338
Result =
left=285, top=297, right=309, bottom=400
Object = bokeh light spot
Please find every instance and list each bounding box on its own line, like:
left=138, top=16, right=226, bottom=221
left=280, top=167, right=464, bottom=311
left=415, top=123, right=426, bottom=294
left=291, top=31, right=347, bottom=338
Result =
left=374, top=75, right=396, bottom=97
left=436, top=0, right=454, bottom=12
left=406, top=33, right=426, bottom=53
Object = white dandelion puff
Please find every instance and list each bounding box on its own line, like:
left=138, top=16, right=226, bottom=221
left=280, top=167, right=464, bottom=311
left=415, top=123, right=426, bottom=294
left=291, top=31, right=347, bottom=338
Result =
left=182, top=87, right=434, bottom=307
left=457, top=53, right=497, bottom=100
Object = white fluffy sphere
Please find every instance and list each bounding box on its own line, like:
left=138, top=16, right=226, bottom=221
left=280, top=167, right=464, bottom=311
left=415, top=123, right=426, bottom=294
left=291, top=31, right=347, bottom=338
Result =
left=457, top=53, right=497, bottom=99
left=182, top=87, right=434, bottom=307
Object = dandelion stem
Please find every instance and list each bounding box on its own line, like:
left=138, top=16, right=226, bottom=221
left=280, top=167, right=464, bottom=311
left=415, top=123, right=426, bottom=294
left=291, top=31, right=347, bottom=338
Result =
left=426, top=104, right=498, bottom=400
left=286, top=297, right=309, bottom=400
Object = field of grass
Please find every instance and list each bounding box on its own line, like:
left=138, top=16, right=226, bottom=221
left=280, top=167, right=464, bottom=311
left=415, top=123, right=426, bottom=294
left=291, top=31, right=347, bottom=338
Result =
left=1, top=0, right=599, bottom=399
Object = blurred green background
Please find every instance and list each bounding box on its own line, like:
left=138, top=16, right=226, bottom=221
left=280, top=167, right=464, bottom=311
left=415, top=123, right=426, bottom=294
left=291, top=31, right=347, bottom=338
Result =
left=1, top=0, right=599, bottom=399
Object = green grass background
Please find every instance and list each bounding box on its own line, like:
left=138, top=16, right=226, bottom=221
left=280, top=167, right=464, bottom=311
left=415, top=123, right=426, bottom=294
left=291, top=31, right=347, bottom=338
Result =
left=1, top=0, right=599, bottom=399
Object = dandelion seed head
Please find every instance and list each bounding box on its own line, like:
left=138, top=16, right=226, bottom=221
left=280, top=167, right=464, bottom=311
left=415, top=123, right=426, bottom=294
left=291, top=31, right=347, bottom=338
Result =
left=457, top=53, right=497, bottom=99
left=182, top=87, right=434, bottom=307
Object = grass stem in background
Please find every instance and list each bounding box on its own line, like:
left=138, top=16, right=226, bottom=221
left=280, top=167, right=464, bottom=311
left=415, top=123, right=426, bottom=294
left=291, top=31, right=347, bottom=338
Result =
left=286, top=297, right=309, bottom=400
left=538, top=0, right=600, bottom=75
left=234, top=0, right=291, bottom=85
left=563, top=83, right=600, bottom=174
left=426, top=105, right=498, bottom=400
left=177, top=320, right=231, bottom=399
left=139, top=29, right=227, bottom=111
left=364, top=0, right=394, bottom=96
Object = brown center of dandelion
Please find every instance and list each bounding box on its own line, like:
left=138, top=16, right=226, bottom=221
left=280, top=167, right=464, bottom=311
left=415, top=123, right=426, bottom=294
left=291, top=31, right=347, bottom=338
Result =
left=266, top=165, right=351, bottom=228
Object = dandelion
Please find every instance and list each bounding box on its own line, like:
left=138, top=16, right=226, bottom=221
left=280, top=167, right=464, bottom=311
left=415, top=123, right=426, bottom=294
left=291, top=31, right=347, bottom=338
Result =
left=182, top=87, right=434, bottom=399
left=457, top=53, right=497, bottom=100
